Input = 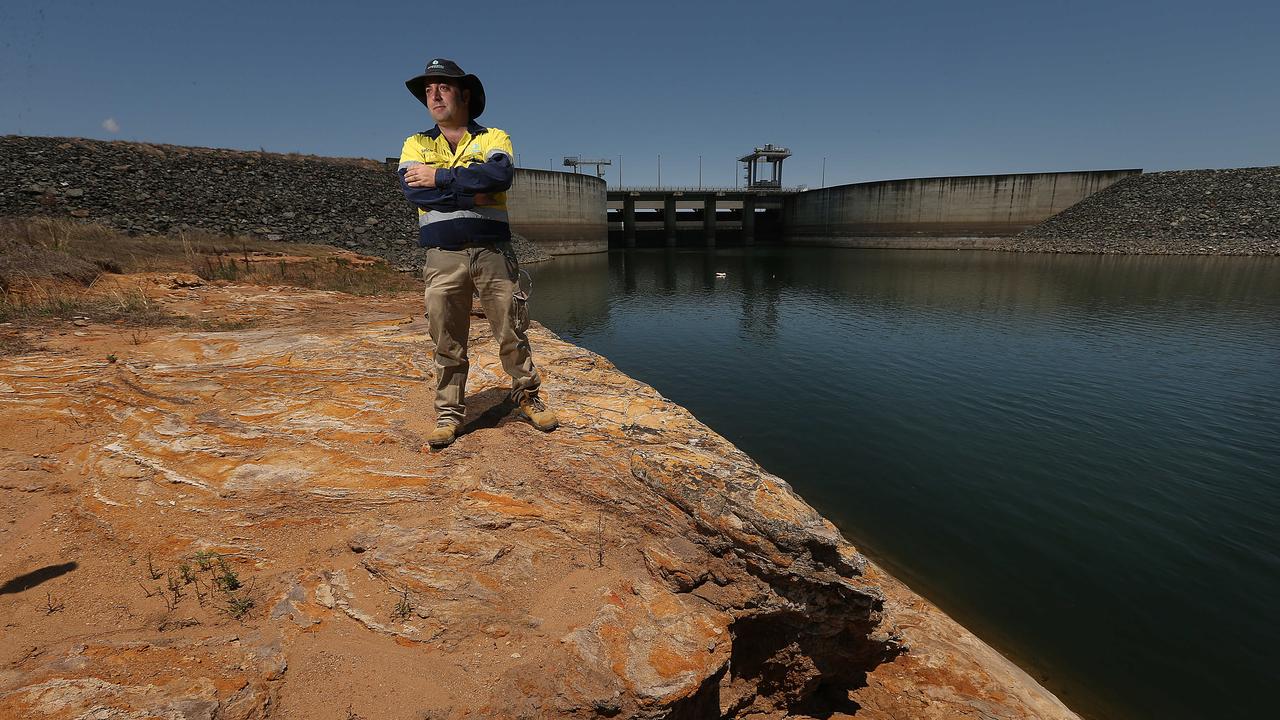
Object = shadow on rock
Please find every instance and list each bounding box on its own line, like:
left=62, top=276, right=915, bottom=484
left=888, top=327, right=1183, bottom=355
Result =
left=0, top=561, right=78, bottom=595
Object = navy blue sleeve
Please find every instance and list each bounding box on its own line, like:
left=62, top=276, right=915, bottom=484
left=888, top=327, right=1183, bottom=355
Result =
left=399, top=168, right=463, bottom=211
left=434, top=153, right=515, bottom=194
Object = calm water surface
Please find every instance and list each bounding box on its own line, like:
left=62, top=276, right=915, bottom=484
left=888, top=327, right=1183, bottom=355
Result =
left=525, top=248, right=1280, bottom=720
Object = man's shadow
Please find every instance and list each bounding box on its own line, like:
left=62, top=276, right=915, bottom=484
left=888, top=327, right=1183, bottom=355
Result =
left=0, top=562, right=78, bottom=595
left=458, top=386, right=519, bottom=437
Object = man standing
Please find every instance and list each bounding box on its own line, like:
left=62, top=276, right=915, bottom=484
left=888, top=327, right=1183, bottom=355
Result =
left=399, top=58, right=558, bottom=449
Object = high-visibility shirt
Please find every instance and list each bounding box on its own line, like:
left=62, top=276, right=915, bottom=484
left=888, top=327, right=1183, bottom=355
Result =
left=398, top=121, right=515, bottom=249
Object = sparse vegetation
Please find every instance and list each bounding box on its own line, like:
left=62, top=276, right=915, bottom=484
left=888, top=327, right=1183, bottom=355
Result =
left=166, top=570, right=185, bottom=606
left=192, top=550, right=216, bottom=572
left=44, top=590, right=65, bottom=615
left=0, top=331, right=35, bottom=357
left=0, top=283, right=179, bottom=327
left=213, top=558, right=241, bottom=592
left=390, top=588, right=414, bottom=622
left=146, top=553, right=162, bottom=581
left=136, top=548, right=256, bottom=621
left=0, top=217, right=415, bottom=331
left=2, top=217, right=414, bottom=294
left=221, top=591, right=255, bottom=621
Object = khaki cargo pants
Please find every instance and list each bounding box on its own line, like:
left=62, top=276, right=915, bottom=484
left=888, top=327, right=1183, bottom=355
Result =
left=422, top=241, right=540, bottom=427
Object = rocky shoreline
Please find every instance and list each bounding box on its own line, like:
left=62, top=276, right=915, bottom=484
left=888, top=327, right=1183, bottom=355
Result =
left=992, top=166, right=1280, bottom=255
left=0, top=135, right=553, bottom=268
left=0, top=275, right=1080, bottom=719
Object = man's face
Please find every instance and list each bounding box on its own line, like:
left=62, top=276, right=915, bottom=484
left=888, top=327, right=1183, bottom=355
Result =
left=425, top=81, right=469, bottom=125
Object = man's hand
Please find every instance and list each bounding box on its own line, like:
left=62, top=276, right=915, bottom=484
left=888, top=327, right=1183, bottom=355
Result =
left=405, top=164, right=437, bottom=188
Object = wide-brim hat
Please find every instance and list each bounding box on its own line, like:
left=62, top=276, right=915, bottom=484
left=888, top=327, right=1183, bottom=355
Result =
left=406, top=58, right=486, bottom=120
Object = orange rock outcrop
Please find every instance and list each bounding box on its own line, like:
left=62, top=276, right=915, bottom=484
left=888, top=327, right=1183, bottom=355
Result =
left=0, top=277, right=1080, bottom=719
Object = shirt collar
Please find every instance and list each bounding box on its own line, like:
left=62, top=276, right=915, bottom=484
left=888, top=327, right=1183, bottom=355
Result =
left=423, top=121, right=487, bottom=140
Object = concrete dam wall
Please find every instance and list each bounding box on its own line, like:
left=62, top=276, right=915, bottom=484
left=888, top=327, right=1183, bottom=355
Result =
left=783, top=169, right=1140, bottom=248
left=0, top=135, right=606, bottom=266
left=506, top=169, right=607, bottom=255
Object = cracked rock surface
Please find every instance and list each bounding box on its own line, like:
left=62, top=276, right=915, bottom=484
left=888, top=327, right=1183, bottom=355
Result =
left=0, top=278, right=1080, bottom=719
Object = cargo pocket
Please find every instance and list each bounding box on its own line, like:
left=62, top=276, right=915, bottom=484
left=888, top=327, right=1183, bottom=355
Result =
left=498, top=241, right=519, bottom=281
left=512, top=287, right=530, bottom=333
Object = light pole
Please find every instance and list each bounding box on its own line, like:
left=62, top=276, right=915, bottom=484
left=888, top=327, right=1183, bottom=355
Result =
left=821, top=157, right=826, bottom=188
left=657, top=153, right=662, bottom=188
left=618, top=154, right=623, bottom=186
left=698, top=155, right=702, bottom=189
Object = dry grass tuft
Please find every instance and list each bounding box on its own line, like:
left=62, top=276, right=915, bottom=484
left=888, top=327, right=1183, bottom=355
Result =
left=0, top=331, right=37, bottom=357
left=0, top=218, right=416, bottom=332
left=0, top=283, right=174, bottom=326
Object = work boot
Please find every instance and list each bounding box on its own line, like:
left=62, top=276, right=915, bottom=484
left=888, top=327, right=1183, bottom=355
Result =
left=518, top=395, right=559, bottom=432
left=424, top=423, right=458, bottom=449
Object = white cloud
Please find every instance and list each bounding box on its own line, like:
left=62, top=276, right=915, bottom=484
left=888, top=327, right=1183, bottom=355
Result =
left=102, top=117, right=120, bottom=133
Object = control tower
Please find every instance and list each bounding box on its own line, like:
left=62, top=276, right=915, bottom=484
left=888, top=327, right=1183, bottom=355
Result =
left=738, top=144, right=791, bottom=189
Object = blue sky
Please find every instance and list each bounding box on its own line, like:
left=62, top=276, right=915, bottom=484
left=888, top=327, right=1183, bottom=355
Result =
left=2, top=0, right=1277, bottom=188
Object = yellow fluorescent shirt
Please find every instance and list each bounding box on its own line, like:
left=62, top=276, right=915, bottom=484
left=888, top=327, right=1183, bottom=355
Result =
left=397, top=121, right=515, bottom=248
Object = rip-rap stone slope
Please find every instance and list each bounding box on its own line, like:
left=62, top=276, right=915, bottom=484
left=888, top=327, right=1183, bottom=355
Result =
left=995, top=166, right=1280, bottom=255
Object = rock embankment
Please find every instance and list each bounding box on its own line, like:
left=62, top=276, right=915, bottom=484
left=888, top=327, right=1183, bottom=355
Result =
left=0, top=135, right=552, bottom=267
left=995, top=166, right=1280, bottom=255
left=0, top=278, right=1080, bottom=719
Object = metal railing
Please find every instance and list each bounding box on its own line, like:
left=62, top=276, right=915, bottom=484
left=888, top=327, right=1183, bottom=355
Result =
left=609, top=185, right=804, bottom=194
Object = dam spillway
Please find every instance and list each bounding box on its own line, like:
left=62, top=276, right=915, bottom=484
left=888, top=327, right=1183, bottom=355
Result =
left=606, top=169, right=1139, bottom=250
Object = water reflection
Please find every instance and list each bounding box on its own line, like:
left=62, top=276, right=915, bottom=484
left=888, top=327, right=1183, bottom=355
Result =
left=532, top=248, right=1280, bottom=338
left=523, top=252, right=610, bottom=337
left=526, top=247, right=1280, bottom=720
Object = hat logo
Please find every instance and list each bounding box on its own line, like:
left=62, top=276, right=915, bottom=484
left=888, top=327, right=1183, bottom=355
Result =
left=430, top=59, right=441, bottom=66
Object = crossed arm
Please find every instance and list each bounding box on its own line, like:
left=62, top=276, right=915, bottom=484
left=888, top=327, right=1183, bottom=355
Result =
left=399, top=153, right=514, bottom=211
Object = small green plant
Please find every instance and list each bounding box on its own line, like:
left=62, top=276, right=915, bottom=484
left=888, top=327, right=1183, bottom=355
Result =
left=106, top=353, right=117, bottom=363
left=166, top=570, right=184, bottom=601
left=214, top=559, right=241, bottom=592
left=146, top=553, right=162, bottom=580
left=390, top=588, right=413, bottom=622
left=133, top=545, right=260, bottom=615
left=192, top=550, right=216, bottom=572
left=221, top=592, right=255, bottom=620
left=155, top=570, right=184, bottom=612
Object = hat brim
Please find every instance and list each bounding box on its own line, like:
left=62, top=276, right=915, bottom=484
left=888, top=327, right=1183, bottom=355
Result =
left=405, top=73, right=486, bottom=120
